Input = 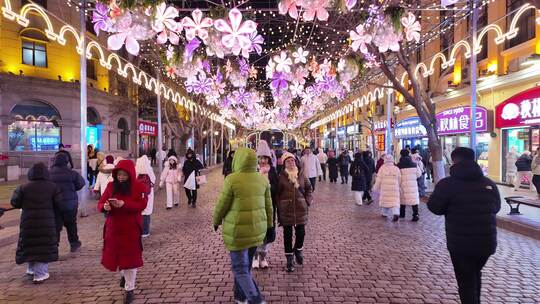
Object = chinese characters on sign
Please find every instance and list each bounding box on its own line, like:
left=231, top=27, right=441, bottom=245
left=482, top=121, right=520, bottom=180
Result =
left=436, top=106, right=488, bottom=136
left=376, top=134, right=385, bottom=151
left=395, top=117, right=427, bottom=139
left=374, top=119, right=394, bottom=132
left=496, top=87, right=540, bottom=128
left=138, top=121, right=158, bottom=136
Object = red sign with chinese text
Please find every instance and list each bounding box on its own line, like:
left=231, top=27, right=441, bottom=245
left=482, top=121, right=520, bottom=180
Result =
left=496, top=86, right=540, bottom=128
left=376, top=134, right=385, bottom=151
left=138, top=121, right=158, bottom=136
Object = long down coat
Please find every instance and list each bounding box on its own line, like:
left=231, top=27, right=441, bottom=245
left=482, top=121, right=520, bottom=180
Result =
left=397, top=156, right=421, bottom=206
left=373, top=163, right=401, bottom=208
left=276, top=169, right=313, bottom=226
left=97, top=160, right=148, bottom=271
left=11, top=163, right=62, bottom=265
left=213, top=148, right=273, bottom=251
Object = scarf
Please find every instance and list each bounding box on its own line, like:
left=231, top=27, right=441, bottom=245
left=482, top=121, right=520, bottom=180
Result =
left=285, top=166, right=299, bottom=188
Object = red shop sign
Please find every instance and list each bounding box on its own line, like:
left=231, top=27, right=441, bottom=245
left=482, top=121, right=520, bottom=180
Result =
left=138, top=121, right=158, bottom=136
left=376, top=134, right=386, bottom=151
left=496, top=86, right=540, bottom=128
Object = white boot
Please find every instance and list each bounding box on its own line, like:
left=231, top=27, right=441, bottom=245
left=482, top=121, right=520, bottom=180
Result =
left=260, top=257, right=269, bottom=269
left=252, top=254, right=259, bottom=269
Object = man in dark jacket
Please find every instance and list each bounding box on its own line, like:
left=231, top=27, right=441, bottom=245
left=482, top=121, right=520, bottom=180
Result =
left=338, top=150, right=351, bottom=184
left=50, top=152, right=86, bottom=253
left=56, top=144, right=74, bottom=169
left=362, top=151, right=375, bottom=204
left=427, top=147, right=501, bottom=304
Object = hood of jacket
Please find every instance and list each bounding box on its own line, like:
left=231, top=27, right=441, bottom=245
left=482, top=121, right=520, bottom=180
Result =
left=113, top=160, right=137, bottom=185
left=450, top=160, right=484, bottom=181
left=232, top=147, right=257, bottom=173
left=167, top=155, right=178, bottom=163
left=136, top=155, right=152, bottom=175
left=99, top=163, right=115, bottom=174
left=28, top=162, right=50, bottom=180
left=53, top=152, right=69, bottom=167
left=397, top=156, right=416, bottom=169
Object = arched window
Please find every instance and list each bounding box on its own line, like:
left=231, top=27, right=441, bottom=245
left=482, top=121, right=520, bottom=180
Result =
left=20, top=28, right=48, bottom=67
left=9, top=100, right=60, bottom=151
left=118, top=118, right=129, bottom=151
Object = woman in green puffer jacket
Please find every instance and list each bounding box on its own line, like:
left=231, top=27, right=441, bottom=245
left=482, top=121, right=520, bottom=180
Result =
left=213, top=147, right=273, bottom=304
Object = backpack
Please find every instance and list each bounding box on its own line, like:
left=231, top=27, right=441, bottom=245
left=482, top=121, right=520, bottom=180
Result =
left=137, top=174, right=153, bottom=195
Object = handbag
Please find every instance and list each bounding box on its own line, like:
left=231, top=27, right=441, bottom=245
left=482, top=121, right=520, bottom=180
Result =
left=264, top=227, right=276, bottom=244
left=195, top=175, right=207, bottom=185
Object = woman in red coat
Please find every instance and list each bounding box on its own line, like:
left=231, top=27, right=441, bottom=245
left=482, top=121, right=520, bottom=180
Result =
left=97, top=160, right=147, bottom=304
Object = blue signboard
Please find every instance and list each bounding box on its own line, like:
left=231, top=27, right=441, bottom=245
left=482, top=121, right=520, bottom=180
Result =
left=86, top=125, right=103, bottom=149
left=395, top=117, right=427, bottom=139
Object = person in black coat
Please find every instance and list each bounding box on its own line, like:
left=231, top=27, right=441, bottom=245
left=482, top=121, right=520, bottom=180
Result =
left=11, top=162, right=62, bottom=283
left=427, top=147, right=501, bottom=304
left=222, top=150, right=235, bottom=177
left=338, top=150, right=351, bottom=184
left=56, top=144, right=73, bottom=169
left=150, top=148, right=157, bottom=166
left=182, top=149, right=204, bottom=207
left=350, top=153, right=369, bottom=206
left=327, top=151, right=339, bottom=183
left=49, top=153, right=86, bottom=252
left=362, top=151, right=375, bottom=204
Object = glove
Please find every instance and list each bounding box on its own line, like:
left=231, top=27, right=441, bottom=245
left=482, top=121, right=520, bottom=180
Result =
left=213, top=225, right=219, bottom=232
left=264, top=227, right=276, bottom=243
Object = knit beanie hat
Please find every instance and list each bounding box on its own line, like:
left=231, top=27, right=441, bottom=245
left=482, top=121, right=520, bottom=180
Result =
left=256, top=140, right=272, bottom=158
left=106, top=155, right=114, bottom=164
left=281, top=151, right=296, bottom=164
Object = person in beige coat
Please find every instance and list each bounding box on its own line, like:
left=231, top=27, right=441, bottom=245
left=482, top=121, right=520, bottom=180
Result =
left=397, top=149, right=421, bottom=222
left=373, top=154, right=401, bottom=222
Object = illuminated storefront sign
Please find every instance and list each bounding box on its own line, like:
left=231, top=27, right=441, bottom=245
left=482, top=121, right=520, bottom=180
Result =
left=436, top=106, right=488, bottom=135
left=395, top=117, right=427, bottom=138
left=86, top=125, right=103, bottom=149
left=376, top=134, right=385, bottom=151
left=496, top=86, right=540, bottom=128
left=374, top=119, right=394, bottom=132
left=138, top=120, right=158, bottom=136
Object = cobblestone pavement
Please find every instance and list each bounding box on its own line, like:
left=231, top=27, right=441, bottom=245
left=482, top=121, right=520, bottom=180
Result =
left=0, top=168, right=539, bottom=304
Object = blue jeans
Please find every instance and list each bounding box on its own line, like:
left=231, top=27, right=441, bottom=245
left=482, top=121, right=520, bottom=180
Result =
left=142, top=215, right=151, bottom=235
left=230, top=247, right=264, bottom=303
left=27, top=262, right=48, bottom=279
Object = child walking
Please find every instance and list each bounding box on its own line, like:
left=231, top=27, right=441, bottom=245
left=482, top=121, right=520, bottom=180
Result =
left=373, top=154, right=401, bottom=222
left=97, top=160, right=148, bottom=304
left=159, top=156, right=182, bottom=209
left=10, top=163, right=62, bottom=283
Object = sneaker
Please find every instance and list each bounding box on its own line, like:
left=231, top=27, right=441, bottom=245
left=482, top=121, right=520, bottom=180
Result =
left=120, top=276, right=125, bottom=288
left=294, top=250, right=304, bottom=265
left=33, top=272, right=50, bottom=284
left=366, top=199, right=374, bottom=205
left=234, top=300, right=248, bottom=304
left=286, top=255, right=295, bottom=272
left=252, top=256, right=260, bottom=269
left=174, top=203, right=179, bottom=207
left=166, top=207, right=172, bottom=210
left=26, top=269, right=34, bottom=276
left=392, top=215, right=399, bottom=222
left=355, top=201, right=363, bottom=206
left=124, top=290, right=134, bottom=304
left=70, top=241, right=82, bottom=253
left=412, top=215, right=420, bottom=222
left=141, top=234, right=150, bottom=238
left=260, top=258, right=269, bottom=269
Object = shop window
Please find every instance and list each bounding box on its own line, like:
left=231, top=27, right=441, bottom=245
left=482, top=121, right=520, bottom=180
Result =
left=22, top=0, right=46, bottom=8
left=506, top=0, right=535, bottom=49
left=87, top=59, right=97, bottom=80
left=21, top=39, right=47, bottom=67
left=9, top=100, right=60, bottom=151
left=118, top=118, right=129, bottom=151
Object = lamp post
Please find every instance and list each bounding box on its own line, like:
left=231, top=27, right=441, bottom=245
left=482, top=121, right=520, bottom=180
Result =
left=156, top=72, right=163, bottom=176
left=470, top=0, right=479, bottom=153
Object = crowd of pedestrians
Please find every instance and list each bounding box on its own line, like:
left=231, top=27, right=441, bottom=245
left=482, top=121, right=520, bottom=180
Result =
left=6, top=139, right=503, bottom=304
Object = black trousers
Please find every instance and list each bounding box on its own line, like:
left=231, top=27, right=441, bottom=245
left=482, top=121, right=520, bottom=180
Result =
left=400, top=205, right=419, bottom=217
left=185, top=188, right=197, bottom=203
left=362, top=190, right=372, bottom=201
left=340, top=166, right=349, bottom=183
left=56, top=209, right=80, bottom=247
left=319, top=164, right=326, bottom=181
left=450, top=253, right=490, bottom=304
left=308, top=177, right=316, bottom=191
left=532, top=175, right=540, bottom=194
left=283, top=225, right=305, bottom=254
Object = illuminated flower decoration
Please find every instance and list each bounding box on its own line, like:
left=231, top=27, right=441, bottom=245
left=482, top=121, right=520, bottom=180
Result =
left=308, top=57, right=320, bottom=75
left=214, top=8, right=257, bottom=54
left=233, top=87, right=252, bottom=105
left=346, top=0, right=357, bottom=10
left=225, top=59, right=233, bottom=78
left=182, top=9, right=214, bottom=43
left=319, top=59, right=332, bottom=76
left=249, top=31, right=264, bottom=55
left=271, top=72, right=289, bottom=93
left=183, top=38, right=201, bottom=62
left=293, top=66, right=308, bottom=84
left=193, top=74, right=212, bottom=95
left=401, top=12, right=421, bottom=43
left=166, top=45, right=175, bottom=60
left=166, top=66, right=177, bottom=79
left=289, top=82, right=304, bottom=97
left=206, top=92, right=220, bottom=106
left=184, top=77, right=196, bottom=93
left=278, top=0, right=300, bottom=19
left=107, top=12, right=145, bottom=56
left=337, top=58, right=346, bottom=72
left=212, top=73, right=226, bottom=94
left=150, top=3, right=180, bottom=45
left=206, top=29, right=227, bottom=58
left=373, top=24, right=401, bottom=53
left=201, top=59, right=211, bottom=74
left=349, top=24, right=372, bottom=54
left=249, top=66, right=258, bottom=79
left=273, top=51, right=293, bottom=73
left=229, top=70, right=248, bottom=87
left=238, top=58, right=250, bottom=77
left=108, top=0, right=123, bottom=21
left=302, top=0, right=329, bottom=22
left=92, top=3, right=111, bottom=36
left=266, top=58, right=276, bottom=79
left=292, top=47, right=309, bottom=64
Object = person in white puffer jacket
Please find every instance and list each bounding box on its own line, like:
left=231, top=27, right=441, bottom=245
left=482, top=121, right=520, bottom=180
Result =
left=136, top=155, right=156, bottom=237
left=159, top=156, right=182, bottom=210
left=397, top=149, right=421, bottom=222
left=373, top=154, right=401, bottom=222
